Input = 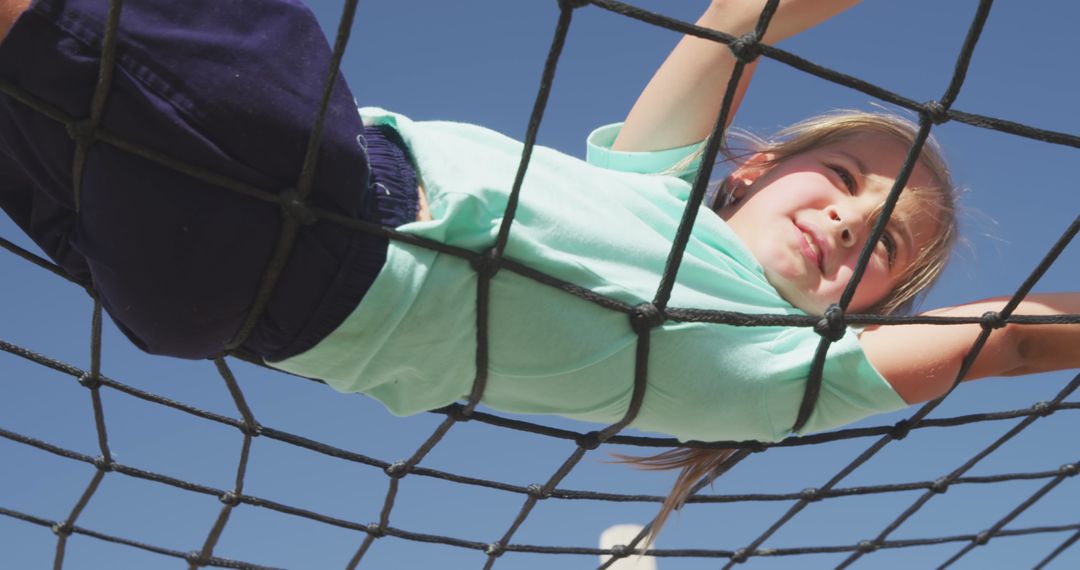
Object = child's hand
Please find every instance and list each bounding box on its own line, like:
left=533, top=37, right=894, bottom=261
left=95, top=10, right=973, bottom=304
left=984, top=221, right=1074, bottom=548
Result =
left=742, top=0, right=863, bottom=45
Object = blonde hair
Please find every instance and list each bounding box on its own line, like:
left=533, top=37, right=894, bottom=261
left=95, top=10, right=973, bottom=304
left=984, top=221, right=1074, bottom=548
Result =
left=623, top=110, right=960, bottom=540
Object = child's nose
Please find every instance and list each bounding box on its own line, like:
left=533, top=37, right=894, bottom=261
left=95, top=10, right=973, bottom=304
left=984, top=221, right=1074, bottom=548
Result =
left=827, top=207, right=857, bottom=248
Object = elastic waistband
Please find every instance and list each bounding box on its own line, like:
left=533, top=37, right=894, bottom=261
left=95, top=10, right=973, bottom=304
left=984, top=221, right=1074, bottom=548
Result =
left=363, top=124, right=419, bottom=228
left=258, top=124, right=419, bottom=362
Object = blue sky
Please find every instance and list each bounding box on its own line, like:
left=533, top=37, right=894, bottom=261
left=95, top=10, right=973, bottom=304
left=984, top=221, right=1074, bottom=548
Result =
left=2, top=1, right=1079, bottom=569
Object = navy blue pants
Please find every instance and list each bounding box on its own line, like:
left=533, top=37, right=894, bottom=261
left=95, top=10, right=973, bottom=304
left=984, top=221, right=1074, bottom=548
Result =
left=0, top=0, right=417, bottom=360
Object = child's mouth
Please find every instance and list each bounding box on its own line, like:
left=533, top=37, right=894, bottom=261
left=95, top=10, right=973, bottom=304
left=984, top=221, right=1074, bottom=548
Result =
left=798, top=226, right=824, bottom=273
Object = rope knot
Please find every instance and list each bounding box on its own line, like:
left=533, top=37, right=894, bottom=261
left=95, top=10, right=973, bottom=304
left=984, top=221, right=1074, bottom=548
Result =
left=240, top=422, right=263, bottom=437
left=52, top=522, right=73, bottom=537
left=78, top=373, right=101, bottom=390
left=630, top=303, right=665, bottom=335
left=813, top=304, right=846, bottom=342
left=384, top=461, right=409, bottom=479
left=800, top=487, right=821, bottom=502
left=185, top=550, right=208, bottom=567
left=527, top=483, right=550, bottom=499
left=219, top=491, right=241, bottom=507
left=856, top=540, right=879, bottom=553
left=974, top=530, right=991, bottom=546
left=279, top=189, right=317, bottom=226
left=576, top=430, right=602, bottom=450
left=728, top=32, right=762, bottom=63
left=929, top=477, right=949, bottom=494
left=745, top=441, right=767, bottom=453
left=93, top=455, right=114, bottom=472
left=1060, top=463, right=1078, bottom=477
left=471, top=249, right=501, bottom=280
left=730, top=547, right=750, bottom=564
left=979, top=311, right=1006, bottom=330
left=485, top=542, right=505, bottom=557
left=447, top=405, right=473, bottom=422
left=922, top=100, right=950, bottom=125
left=1030, top=401, right=1052, bottom=417
left=66, top=119, right=96, bottom=143
left=890, top=419, right=912, bottom=440
left=366, top=522, right=386, bottom=538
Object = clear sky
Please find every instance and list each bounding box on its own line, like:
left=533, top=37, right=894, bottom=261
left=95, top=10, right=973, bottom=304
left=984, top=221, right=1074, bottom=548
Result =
left=2, top=1, right=1078, bottom=569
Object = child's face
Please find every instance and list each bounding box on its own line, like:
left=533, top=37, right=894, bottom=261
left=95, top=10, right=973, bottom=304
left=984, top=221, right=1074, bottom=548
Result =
left=719, top=132, right=941, bottom=315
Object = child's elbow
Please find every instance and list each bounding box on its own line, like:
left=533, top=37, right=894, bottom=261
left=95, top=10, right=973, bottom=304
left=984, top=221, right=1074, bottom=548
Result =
left=959, top=323, right=1025, bottom=382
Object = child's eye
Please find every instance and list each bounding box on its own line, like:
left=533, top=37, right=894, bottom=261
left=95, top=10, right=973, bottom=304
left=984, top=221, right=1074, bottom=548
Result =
left=879, top=232, right=898, bottom=266
left=828, top=165, right=856, bottom=193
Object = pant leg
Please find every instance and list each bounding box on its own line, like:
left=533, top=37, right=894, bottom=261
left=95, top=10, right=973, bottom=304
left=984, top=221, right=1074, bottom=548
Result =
left=0, top=0, right=409, bottom=360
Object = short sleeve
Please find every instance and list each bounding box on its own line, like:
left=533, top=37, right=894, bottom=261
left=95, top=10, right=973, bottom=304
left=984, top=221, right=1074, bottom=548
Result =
left=762, top=327, right=910, bottom=440
left=586, top=123, right=704, bottom=183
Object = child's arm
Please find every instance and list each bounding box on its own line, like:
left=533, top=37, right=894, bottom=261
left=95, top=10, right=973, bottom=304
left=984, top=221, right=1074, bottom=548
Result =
left=612, top=0, right=860, bottom=152
left=860, top=293, right=1080, bottom=404
left=0, top=0, right=31, bottom=40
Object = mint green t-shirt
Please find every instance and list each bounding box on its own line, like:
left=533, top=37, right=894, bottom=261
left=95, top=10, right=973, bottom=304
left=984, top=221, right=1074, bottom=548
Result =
left=268, top=107, right=908, bottom=443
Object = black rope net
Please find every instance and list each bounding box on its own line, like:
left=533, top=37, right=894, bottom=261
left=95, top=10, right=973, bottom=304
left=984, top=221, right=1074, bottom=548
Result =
left=1, top=0, right=1079, bottom=568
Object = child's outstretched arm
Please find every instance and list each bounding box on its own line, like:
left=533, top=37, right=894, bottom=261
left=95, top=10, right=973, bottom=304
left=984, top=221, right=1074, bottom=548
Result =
left=860, top=293, right=1080, bottom=404
left=612, top=0, right=860, bottom=152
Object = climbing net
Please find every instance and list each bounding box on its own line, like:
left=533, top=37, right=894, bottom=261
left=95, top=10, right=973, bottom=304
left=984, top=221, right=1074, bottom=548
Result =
left=2, top=0, right=1079, bottom=568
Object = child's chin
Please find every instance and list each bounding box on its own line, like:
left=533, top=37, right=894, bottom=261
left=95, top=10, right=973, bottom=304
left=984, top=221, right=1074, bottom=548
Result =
left=794, top=300, right=828, bottom=316
left=765, top=275, right=827, bottom=315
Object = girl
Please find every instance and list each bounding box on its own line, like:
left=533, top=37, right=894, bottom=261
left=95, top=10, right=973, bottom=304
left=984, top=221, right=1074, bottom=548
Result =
left=0, top=0, right=1076, bottom=539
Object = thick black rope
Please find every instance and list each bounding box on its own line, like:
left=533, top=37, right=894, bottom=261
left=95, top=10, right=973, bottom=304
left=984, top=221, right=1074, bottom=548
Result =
left=220, top=0, right=360, bottom=355
left=7, top=498, right=1079, bottom=563
left=51, top=299, right=111, bottom=570
left=68, top=0, right=123, bottom=212
left=834, top=374, right=1080, bottom=569
left=1, top=507, right=282, bottom=570
left=1, top=0, right=1078, bottom=567
left=3, top=344, right=1077, bottom=507
left=49, top=1, right=126, bottom=565
left=650, top=0, right=779, bottom=313
left=936, top=459, right=1079, bottom=569
left=1036, top=530, right=1080, bottom=570
left=1, top=273, right=1076, bottom=563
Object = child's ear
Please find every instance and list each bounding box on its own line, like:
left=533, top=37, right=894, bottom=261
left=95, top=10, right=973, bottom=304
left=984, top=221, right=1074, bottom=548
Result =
left=727, top=152, right=774, bottom=202
left=731, top=152, right=774, bottom=187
